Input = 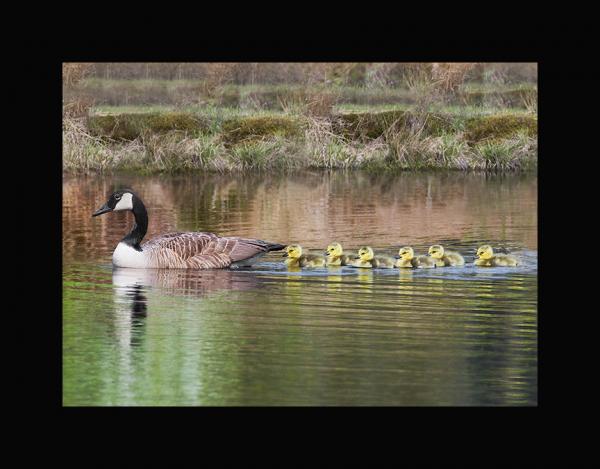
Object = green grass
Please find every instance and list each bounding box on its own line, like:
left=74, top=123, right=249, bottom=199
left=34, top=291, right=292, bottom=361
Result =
left=93, top=102, right=534, bottom=119
left=460, top=82, right=537, bottom=93
left=65, top=112, right=537, bottom=174
left=91, top=104, right=284, bottom=117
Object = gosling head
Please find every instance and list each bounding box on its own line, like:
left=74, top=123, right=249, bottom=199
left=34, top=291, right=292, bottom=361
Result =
left=476, top=245, right=494, bottom=259
left=92, top=189, right=137, bottom=217
left=398, top=246, right=415, bottom=260
left=428, top=244, right=445, bottom=259
left=283, top=244, right=303, bottom=259
left=325, top=242, right=344, bottom=257
left=357, top=246, right=374, bottom=261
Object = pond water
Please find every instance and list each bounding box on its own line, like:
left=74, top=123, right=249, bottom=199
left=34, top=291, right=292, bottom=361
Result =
left=63, top=171, right=537, bottom=406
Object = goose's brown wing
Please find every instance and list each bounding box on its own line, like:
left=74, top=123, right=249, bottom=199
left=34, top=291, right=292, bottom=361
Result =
left=219, top=237, right=285, bottom=263
left=142, top=232, right=284, bottom=269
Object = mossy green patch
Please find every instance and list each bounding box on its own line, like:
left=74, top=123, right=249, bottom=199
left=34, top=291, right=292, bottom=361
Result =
left=464, top=114, right=537, bottom=143
left=220, top=115, right=303, bottom=145
left=87, top=112, right=208, bottom=140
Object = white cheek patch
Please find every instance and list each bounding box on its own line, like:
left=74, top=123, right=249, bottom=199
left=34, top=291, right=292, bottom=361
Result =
left=114, top=193, right=134, bottom=211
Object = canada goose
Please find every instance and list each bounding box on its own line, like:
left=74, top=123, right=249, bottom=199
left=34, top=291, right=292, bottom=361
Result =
left=395, top=246, right=436, bottom=269
left=474, top=245, right=519, bottom=267
left=283, top=244, right=326, bottom=268
left=349, top=246, right=395, bottom=269
left=324, top=242, right=358, bottom=266
left=428, top=244, right=465, bottom=267
left=92, top=189, right=285, bottom=269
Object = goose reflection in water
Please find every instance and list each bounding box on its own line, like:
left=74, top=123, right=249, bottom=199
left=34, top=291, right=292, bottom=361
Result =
left=112, top=267, right=262, bottom=299
left=112, top=272, right=149, bottom=353
left=111, top=267, right=263, bottom=356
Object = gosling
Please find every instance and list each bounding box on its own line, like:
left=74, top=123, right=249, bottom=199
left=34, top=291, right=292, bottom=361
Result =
left=428, top=244, right=465, bottom=267
left=474, top=245, right=519, bottom=267
left=324, top=242, right=358, bottom=266
left=283, top=244, right=326, bottom=268
left=395, top=246, right=436, bottom=269
left=349, top=246, right=395, bottom=269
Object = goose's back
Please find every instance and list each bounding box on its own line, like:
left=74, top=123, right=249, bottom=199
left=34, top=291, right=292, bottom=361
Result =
left=142, top=232, right=283, bottom=269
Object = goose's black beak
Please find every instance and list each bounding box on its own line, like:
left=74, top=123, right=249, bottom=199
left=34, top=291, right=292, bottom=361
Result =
left=282, top=252, right=288, bottom=257
left=92, top=203, right=112, bottom=217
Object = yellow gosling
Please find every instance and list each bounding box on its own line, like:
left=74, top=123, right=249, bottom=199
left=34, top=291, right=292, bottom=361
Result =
left=395, top=246, right=436, bottom=269
left=474, top=245, right=519, bottom=267
left=324, top=242, right=358, bottom=266
left=283, top=244, right=326, bottom=268
left=349, top=246, right=395, bottom=269
left=428, top=244, right=465, bottom=267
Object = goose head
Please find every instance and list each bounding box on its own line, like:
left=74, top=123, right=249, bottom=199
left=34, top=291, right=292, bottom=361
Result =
left=397, top=246, right=414, bottom=260
left=357, top=246, right=374, bottom=261
left=92, top=190, right=137, bottom=217
left=283, top=244, right=303, bottom=259
left=325, top=242, right=344, bottom=257
left=428, top=244, right=445, bottom=259
left=476, top=245, right=494, bottom=260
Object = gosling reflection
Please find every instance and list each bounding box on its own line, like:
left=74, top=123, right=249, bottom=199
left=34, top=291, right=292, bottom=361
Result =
left=325, top=270, right=344, bottom=294
left=355, top=271, right=375, bottom=293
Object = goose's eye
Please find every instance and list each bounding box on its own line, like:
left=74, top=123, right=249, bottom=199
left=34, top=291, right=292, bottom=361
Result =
left=115, top=194, right=122, bottom=200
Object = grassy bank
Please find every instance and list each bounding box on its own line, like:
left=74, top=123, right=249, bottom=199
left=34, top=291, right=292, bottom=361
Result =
left=64, top=107, right=537, bottom=173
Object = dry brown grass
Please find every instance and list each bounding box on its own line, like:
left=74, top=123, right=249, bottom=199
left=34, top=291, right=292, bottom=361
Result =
left=522, top=88, right=538, bottom=114
left=63, top=63, right=93, bottom=87
left=303, top=116, right=389, bottom=169
left=201, top=63, right=236, bottom=97
left=431, top=63, right=476, bottom=95
left=63, top=63, right=537, bottom=173
left=280, top=88, right=338, bottom=118
left=63, top=63, right=95, bottom=118
left=82, top=63, right=536, bottom=88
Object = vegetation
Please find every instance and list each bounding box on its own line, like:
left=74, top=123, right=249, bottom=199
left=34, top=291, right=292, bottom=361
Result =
left=62, top=63, right=537, bottom=173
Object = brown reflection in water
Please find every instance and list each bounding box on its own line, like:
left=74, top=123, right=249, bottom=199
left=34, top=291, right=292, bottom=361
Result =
left=112, top=267, right=261, bottom=298
left=63, top=171, right=536, bottom=264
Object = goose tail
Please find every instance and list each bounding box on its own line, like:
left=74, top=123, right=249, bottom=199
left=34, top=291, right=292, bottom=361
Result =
left=263, top=242, right=286, bottom=252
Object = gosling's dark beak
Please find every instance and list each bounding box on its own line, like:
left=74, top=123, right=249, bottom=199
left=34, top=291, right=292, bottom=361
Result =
left=324, top=252, right=329, bottom=256
left=394, top=255, right=400, bottom=259
left=92, top=203, right=112, bottom=217
left=282, top=252, right=289, bottom=257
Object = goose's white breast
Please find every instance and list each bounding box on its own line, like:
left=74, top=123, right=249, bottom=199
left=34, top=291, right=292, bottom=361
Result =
left=113, top=242, right=149, bottom=268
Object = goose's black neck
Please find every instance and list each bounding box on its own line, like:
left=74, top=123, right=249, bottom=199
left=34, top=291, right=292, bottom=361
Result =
left=122, top=196, right=148, bottom=251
